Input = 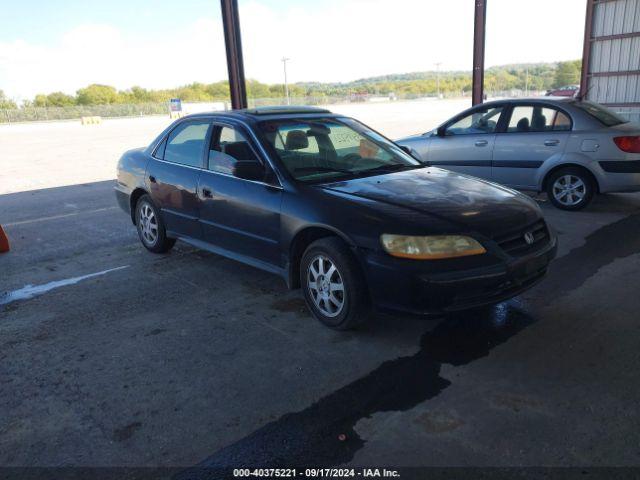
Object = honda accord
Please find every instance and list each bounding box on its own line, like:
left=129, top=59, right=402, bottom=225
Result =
left=115, top=106, right=557, bottom=330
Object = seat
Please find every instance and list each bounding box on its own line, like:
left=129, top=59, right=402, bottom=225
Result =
left=224, top=141, right=257, bottom=161
left=516, top=118, right=530, bottom=132
left=531, top=114, right=547, bottom=132
left=285, top=130, right=309, bottom=150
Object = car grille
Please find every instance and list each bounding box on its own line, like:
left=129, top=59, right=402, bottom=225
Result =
left=494, top=220, right=550, bottom=257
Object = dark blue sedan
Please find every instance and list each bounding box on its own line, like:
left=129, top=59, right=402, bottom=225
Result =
left=115, top=106, right=557, bottom=330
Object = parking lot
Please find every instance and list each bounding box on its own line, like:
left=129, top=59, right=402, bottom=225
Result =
left=1, top=100, right=640, bottom=470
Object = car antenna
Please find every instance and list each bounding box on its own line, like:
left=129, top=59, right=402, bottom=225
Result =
left=577, top=82, right=596, bottom=102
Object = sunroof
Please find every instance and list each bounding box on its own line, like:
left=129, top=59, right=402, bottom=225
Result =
left=244, top=106, right=331, bottom=115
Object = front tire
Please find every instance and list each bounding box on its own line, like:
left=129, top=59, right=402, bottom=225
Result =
left=546, top=167, right=595, bottom=211
left=135, top=195, right=176, bottom=253
left=300, top=237, right=370, bottom=330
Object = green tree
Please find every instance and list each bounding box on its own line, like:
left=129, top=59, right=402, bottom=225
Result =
left=0, top=90, right=17, bottom=109
left=554, top=60, right=581, bottom=88
left=76, top=84, right=119, bottom=105
left=34, top=91, right=75, bottom=107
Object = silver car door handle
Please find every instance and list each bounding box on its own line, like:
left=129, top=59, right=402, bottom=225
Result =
left=475, top=140, right=488, bottom=147
left=544, top=139, right=560, bottom=146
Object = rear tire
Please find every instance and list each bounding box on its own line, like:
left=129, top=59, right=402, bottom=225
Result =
left=300, top=237, right=370, bottom=330
left=135, top=195, right=176, bottom=253
left=546, top=167, right=595, bottom=211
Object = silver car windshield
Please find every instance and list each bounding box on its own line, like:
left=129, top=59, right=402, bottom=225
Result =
left=258, top=118, right=422, bottom=183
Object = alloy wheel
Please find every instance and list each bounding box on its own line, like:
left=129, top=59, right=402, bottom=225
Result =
left=552, top=175, right=586, bottom=207
left=139, top=203, right=159, bottom=246
left=307, top=254, right=345, bottom=317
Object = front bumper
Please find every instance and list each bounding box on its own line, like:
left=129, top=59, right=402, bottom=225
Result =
left=362, top=236, right=557, bottom=315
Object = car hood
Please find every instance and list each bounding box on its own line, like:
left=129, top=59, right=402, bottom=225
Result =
left=319, top=167, right=542, bottom=238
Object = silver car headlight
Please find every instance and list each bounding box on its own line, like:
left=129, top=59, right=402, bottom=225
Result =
left=381, top=234, right=486, bottom=260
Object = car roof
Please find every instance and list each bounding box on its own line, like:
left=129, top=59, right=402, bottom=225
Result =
left=482, top=97, right=576, bottom=107
left=184, top=105, right=338, bottom=122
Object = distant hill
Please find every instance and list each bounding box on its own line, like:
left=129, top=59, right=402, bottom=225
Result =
left=13, top=61, right=581, bottom=108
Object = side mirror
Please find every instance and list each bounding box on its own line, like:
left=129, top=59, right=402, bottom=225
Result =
left=399, top=145, right=424, bottom=163
left=436, top=126, right=446, bottom=137
left=233, top=160, right=265, bottom=181
left=399, top=145, right=413, bottom=156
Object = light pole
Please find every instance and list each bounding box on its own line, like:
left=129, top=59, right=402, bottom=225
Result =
left=435, top=62, right=442, bottom=98
left=281, top=57, right=290, bottom=105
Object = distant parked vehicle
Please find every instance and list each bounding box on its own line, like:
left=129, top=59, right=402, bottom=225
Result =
left=546, top=85, right=580, bottom=97
left=396, top=98, right=640, bottom=210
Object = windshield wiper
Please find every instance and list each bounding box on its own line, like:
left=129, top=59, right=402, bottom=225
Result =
left=357, top=163, right=420, bottom=175
left=294, top=166, right=354, bottom=175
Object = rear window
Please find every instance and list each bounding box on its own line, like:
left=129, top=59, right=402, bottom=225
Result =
left=572, top=101, right=628, bottom=127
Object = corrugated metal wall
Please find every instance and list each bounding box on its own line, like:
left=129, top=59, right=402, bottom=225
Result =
left=583, top=0, right=640, bottom=122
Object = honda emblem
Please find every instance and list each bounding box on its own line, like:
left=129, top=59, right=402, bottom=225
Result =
left=524, top=231, right=535, bottom=245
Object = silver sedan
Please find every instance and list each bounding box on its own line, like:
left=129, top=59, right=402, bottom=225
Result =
left=396, top=98, right=640, bottom=210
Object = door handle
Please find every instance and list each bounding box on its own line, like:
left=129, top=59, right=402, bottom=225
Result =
left=544, top=139, right=560, bottom=146
left=149, top=175, right=157, bottom=183
left=202, top=188, right=213, bottom=198
left=475, top=140, right=488, bottom=147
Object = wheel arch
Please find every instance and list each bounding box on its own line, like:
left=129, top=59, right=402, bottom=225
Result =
left=541, top=163, right=600, bottom=194
left=129, top=188, right=149, bottom=225
left=286, top=225, right=356, bottom=289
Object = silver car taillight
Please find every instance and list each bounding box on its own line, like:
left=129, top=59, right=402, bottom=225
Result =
left=613, top=136, right=640, bottom=153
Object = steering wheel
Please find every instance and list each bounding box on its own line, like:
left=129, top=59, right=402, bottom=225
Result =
left=342, top=153, right=362, bottom=168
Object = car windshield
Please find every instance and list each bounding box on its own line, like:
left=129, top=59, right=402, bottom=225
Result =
left=572, top=101, right=628, bottom=127
left=258, top=117, right=422, bottom=183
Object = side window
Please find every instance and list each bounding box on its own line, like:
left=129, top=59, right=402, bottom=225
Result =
left=163, top=121, right=210, bottom=167
left=209, top=126, right=259, bottom=174
left=552, top=111, right=572, bottom=131
left=153, top=138, right=167, bottom=160
left=445, top=106, right=503, bottom=135
left=507, top=106, right=572, bottom=133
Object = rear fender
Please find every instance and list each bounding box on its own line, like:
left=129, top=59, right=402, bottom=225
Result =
left=535, top=152, right=601, bottom=191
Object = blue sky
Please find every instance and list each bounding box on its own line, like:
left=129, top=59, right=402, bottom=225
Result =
left=1, top=0, right=220, bottom=43
left=0, top=0, right=586, bottom=101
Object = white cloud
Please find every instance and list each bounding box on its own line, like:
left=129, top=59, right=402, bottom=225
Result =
left=0, top=0, right=585, bottom=101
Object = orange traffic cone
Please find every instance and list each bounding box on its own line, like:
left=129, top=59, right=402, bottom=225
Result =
left=0, top=225, right=9, bottom=253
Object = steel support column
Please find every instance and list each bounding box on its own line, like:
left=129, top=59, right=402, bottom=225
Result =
left=580, top=0, right=596, bottom=99
left=472, top=0, right=487, bottom=106
left=221, top=0, right=247, bottom=109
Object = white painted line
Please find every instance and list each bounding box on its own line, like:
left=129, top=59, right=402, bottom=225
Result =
left=0, top=265, right=130, bottom=306
left=4, top=207, right=118, bottom=227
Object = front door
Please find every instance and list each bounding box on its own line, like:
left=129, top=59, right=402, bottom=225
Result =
left=146, top=119, right=212, bottom=239
left=197, top=124, right=282, bottom=269
left=492, top=104, right=571, bottom=189
left=428, top=104, right=505, bottom=181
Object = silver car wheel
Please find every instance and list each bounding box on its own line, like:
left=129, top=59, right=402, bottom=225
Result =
left=552, top=175, right=586, bottom=207
left=307, top=254, right=345, bottom=318
left=139, top=203, right=159, bottom=246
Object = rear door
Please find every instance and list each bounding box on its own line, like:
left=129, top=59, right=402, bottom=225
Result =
left=492, top=104, right=572, bottom=189
left=197, top=123, right=283, bottom=269
left=427, top=104, right=506, bottom=181
left=146, top=119, right=212, bottom=239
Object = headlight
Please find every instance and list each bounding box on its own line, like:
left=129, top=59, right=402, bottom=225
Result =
left=381, top=234, right=486, bottom=260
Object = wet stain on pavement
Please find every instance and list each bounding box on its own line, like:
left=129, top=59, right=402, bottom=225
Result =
left=179, top=211, right=640, bottom=477
left=180, top=302, right=534, bottom=476
left=538, top=212, right=640, bottom=297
